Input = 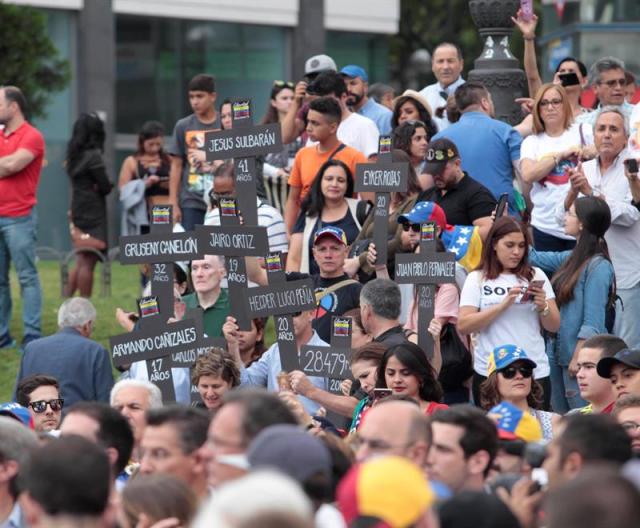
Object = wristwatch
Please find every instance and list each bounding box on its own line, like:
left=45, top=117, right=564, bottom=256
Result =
left=538, top=301, right=550, bottom=317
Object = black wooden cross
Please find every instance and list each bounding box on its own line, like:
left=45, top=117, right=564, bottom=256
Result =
left=204, top=99, right=282, bottom=226
left=195, top=197, right=269, bottom=331
left=354, top=136, right=409, bottom=266
left=243, top=252, right=316, bottom=372
left=114, top=204, right=208, bottom=402
left=394, top=222, right=456, bottom=357
left=298, top=315, right=355, bottom=428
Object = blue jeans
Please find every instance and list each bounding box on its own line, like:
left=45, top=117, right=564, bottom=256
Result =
left=180, top=207, right=205, bottom=231
left=0, top=210, right=42, bottom=340
left=548, top=352, right=587, bottom=414
left=614, top=283, right=640, bottom=349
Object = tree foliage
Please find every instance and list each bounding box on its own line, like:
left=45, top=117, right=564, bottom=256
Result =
left=0, top=2, right=70, bottom=119
left=389, top=0, right=541, bottom=89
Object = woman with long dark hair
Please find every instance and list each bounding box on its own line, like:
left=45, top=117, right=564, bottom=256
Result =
left=118, top=121, right=171, bottom=228
left=261, top=81, right=300, bottom=215
left=458, top=217, right=560, bottom=408
left=376, top=342, right=447, bottom=415
left=529, top=196, right=615, bottom=413
left=287, top=159, right=363, bottom=274
left=392, top=121, right=433, bottom=189
left=391, top=90, right=438, bottom=137
left=65, top=113, right=113, bottom=297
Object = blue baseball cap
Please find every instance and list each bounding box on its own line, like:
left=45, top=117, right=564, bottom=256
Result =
left=314, top=225, right=348, bottom=246
left=0, top=402, right=34, bottom=429
left=397, top=201, right=447, bottom=231
left=487, top=345, right=537, bottom=376
left=340, top=65, right=368, bottom=83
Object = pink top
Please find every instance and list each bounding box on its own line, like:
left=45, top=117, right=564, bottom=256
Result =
left=405, top=283, right=468, bottom=347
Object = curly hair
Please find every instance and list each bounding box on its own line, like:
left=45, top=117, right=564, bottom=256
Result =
left=479, top=370, right=543, bottom=411
left=191, top=347, right=241, bottom=387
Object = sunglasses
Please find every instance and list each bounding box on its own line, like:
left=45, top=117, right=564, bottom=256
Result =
left=273, top=80, right=295, bottom=89
left=29, top=398, right=64, bottom=413
left=402, top=223, right=421, bottom=233
left=598, top=78, right=625, bottom=88
left=499, top=366, right=533, bottom=379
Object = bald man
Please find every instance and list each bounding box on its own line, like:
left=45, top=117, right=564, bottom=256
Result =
left=355, top=400, right=430, bottom=468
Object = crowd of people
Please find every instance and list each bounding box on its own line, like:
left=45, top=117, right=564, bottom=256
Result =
left=2, top=6, right=640, bottom=528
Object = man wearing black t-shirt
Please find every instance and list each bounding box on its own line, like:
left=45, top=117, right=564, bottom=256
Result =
left=417, top=138, right=496, bottom=239
left=311, top=226, right=362, bottom=342
left=246, top=225, right=360, bottom=343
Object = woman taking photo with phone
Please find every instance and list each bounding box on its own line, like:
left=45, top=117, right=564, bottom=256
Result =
left=480, top=345, right=557, bottom=440
left=458, top=217, right=560, bottom=408
left=529, top=196, right=615, bottom=413
left=520, top=83, right=596, bottom=252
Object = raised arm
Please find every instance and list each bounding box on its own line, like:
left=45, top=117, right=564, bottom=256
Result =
left=511, top=9, right=542, bottom=98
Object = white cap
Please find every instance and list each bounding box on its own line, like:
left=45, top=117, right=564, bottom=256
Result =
left=304, top=54, right=337, bottom=75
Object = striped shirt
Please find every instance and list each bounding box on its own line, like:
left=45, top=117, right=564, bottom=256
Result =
left=204, top=198, right=289, bottom=254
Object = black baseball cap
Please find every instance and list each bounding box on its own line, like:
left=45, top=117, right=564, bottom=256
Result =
left=597, top=348, right=640, bottom=378
left=423, top=138, right=459, bottom=176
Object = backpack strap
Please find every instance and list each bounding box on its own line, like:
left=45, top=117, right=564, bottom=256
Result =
left=315, top=279, right=359, bottom=303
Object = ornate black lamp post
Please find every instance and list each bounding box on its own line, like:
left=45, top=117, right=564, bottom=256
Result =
left=467, top=0, right=527, bottom=125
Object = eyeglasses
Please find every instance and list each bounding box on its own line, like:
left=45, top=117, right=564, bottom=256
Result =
left=273, top=80, right=295, bottom=89
left=402, top=223, right=421, bottom=233
left=291, top=311, right=302, bottom=318
left=621, top=422, right=640, bottom=433
left=598, top=79, right=625, bottom=88
left=29, top=399, right=64, bottom=413
left=404, top=119, right=427, bottom=128
left=539, top=99, right=563, bottom=108
left=499, top=366, right=533, bottom=379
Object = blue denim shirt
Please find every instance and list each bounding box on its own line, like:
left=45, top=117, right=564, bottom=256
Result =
left=529, top=249, right=614, bottom=366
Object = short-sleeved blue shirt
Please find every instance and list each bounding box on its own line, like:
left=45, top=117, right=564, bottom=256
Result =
left=433, top=111, right=522, bottom=213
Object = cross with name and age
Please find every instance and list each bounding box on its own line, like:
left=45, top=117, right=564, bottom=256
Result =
left=204, top=98, right=283, bottom=227
left=243, top=252, right=316, bottom=372
left=113, top=205, right=218, bottom=402
left=195, top=197, right=269, bottom=331
left=394, top=222, right=456, bottom=358
left=354, top=136, right=409, bottom=266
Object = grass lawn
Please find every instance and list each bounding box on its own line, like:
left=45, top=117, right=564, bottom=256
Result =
left=0, top=260, right=141, bottom=401
left=0, top=260, right=276, bottom=402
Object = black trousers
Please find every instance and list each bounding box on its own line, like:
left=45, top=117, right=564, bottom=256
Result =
left=472, top=373, right=551, bottom=411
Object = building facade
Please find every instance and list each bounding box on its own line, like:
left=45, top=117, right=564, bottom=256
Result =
left=7, top=0, right=400, bottom=250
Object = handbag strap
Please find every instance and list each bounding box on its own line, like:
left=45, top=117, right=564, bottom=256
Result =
left=579, top=123, right=586, bottom=147
left=327, top=143, right=346, bottom=162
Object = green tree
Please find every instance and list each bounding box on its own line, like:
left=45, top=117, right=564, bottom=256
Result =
left=0, top=2, right=70, bottom=119
left=389, top=0, right=541, bottom=89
